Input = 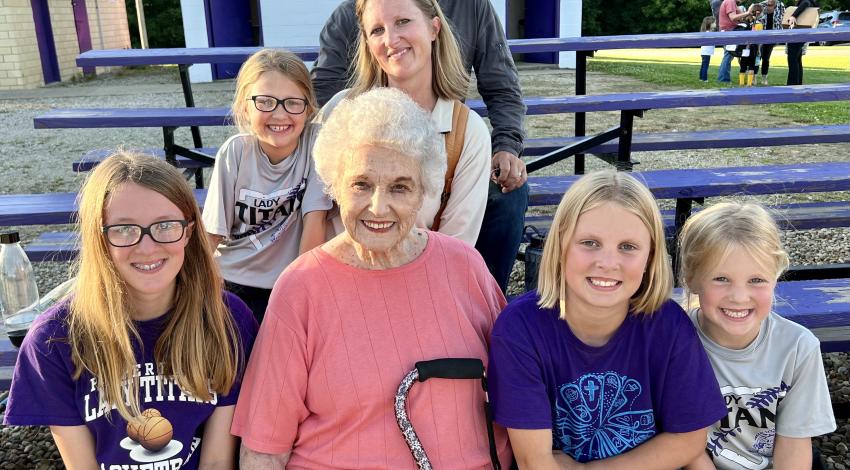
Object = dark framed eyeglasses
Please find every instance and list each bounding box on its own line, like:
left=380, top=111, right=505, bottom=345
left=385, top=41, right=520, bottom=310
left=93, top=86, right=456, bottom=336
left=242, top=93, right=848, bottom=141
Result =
left=102, top=220, right=190, bottom=247
left=248, top=95, right=308, bottom=114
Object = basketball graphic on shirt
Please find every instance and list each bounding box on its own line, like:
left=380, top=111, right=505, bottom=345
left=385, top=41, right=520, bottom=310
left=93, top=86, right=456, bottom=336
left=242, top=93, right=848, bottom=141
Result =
left=126, top=408, right=163, bottom=442
left=138, top=416, right=174, bottom=451
left=141, top=408, right=162, bottom=419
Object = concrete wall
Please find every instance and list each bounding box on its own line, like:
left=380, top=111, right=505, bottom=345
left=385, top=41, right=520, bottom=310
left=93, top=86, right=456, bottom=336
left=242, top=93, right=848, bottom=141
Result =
left=0, top=0, right=42, bottom=89
left=48, top=0, right=79, bottom=82
left=0, top=0, right=131, bottom=89
left=86, top=0, right=132, bottom=74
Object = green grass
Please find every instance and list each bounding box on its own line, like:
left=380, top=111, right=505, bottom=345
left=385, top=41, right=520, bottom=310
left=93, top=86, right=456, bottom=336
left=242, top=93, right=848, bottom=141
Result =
left=588, top=46, right=850, bottom=124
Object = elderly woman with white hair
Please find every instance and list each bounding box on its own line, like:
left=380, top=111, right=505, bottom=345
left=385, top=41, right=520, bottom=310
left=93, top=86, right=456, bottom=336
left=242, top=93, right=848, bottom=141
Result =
left=231, top=88, right=512, bottom=469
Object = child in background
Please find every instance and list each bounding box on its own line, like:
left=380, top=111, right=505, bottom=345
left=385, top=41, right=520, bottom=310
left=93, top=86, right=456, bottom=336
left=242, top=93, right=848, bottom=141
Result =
left=679, top=202, right=836, bottom=470
left=489, top=170, right=726, bottom=467
left=3, top=153, right=258, bottom=468
left=700, top=16, right=717, bottom=82
left=737, top=3, right=763, bottom=86
left=203, top=49, right=331, bottom=322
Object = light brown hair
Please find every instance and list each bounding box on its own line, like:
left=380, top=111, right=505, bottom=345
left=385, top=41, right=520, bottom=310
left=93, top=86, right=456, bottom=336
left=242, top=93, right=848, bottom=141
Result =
left=70, top=151, right=240, bottom=423
left=231, top=48, right=318, bottom=134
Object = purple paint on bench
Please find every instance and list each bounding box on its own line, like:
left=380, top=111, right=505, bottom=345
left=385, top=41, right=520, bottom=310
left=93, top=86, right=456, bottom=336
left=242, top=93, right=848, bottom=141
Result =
left=523, top=125, right=850, bottom=156
left=75, top=30, right=850, bottom=68
left=73, top=148, right=218, bottom=172
left=76, top=46, right=320, bottom=67
left=770, top=279, right=850, bottom=353
left=469, top=84, right=850, bottom=117
left=34, top=84, right=850, bottom=128
left=0, top=190, right=208, bottom=226
left=524, top=201, right=850, bottom=238
left=508, top=29, right=850, bottom=52
left=528, top=162, right=850, bottom=206
left=34, top=108, right=232, bottom=129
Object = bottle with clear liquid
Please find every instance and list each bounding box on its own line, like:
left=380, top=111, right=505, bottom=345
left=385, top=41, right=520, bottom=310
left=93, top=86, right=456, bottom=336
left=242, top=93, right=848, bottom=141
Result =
left=5, top=277, right=76, bottom=347
left=1, top=232, right=40, bottom=335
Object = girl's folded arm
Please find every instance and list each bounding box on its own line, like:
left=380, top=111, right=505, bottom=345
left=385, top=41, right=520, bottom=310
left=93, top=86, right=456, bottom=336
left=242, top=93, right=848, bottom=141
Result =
left=774, top=435, right=812, bottom=470
left=49, top=425, right=98, bottom=470
left=584, top=428, right=711, bottom=470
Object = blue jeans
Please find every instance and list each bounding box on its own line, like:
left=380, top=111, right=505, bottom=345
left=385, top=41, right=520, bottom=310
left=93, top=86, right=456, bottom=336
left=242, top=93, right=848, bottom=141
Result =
left=475, top=181, right=529, bottom=293
left=718, top=49, right=734, bottom=82
left=699, top=54, right=711, bottom=81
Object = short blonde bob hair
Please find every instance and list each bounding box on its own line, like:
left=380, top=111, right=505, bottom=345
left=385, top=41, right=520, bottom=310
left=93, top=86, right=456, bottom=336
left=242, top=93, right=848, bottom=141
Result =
left=350, top=0, right=469, bottom=100
left=313, top=87, right=446, bottom=200
left=231, top=48, right=318, bottom=134
left=678, top=201, right=789, bottom=294
left=537, top=170, right=673, bottom=316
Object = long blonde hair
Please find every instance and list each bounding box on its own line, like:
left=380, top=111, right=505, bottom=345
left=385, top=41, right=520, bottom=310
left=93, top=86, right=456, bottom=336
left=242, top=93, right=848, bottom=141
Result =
left=536, top=170, right=673, bottom=316
left=350, top=0, right=469, bottom=100
left=70, top=152, right=240, bottom=422
left=231, top=48, right=318, bottom=134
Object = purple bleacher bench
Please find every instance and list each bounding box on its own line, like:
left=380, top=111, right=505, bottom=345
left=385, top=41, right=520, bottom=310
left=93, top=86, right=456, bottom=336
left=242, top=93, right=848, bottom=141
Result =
left=34, top=84, right=850, bottom=128
left=74, top=148, right=217, bottom=172
left=71, top=125, right=850, bottom=173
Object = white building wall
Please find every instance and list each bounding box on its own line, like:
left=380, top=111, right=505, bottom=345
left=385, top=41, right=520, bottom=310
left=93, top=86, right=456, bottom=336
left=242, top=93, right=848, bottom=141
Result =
left=560, top=0, right=582, bottom=68
left=179, top=0, right=211, bottom=82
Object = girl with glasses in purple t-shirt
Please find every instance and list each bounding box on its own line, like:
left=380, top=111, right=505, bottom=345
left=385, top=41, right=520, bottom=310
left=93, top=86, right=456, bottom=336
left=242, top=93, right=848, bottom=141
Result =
left=4, top=152, right=257, bottom=469
left=488, top=170, right=727, bottom=468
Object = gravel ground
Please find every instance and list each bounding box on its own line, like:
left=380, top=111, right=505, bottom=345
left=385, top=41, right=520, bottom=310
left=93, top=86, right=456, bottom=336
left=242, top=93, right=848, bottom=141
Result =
left=0, top=65, right=847, bottom=468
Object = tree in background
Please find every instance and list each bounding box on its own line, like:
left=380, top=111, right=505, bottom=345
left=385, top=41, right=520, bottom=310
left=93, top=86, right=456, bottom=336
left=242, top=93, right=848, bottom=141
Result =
left=583, top=0, right=850, bottom=36
left=125, top=0, right=185, bottom=48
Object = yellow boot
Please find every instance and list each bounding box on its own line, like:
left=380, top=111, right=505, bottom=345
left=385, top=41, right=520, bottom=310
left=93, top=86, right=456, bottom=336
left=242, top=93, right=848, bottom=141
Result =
left=739, top=72, right=746, bottom=86
left=747, top=71, right=755, bottom=87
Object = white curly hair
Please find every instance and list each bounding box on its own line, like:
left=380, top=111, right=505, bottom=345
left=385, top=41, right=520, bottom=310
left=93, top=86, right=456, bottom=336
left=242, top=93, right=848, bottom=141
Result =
left=313, top=88, right=446, bottom=200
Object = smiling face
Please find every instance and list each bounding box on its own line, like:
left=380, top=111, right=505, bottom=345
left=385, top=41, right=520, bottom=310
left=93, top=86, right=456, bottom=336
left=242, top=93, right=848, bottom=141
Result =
left=336, top=145, right=424, bottom=255
left=104, top=182, right=192, bottom=317
left=361, top=0, right=440, bottom=89
left=562, top=202, right=652, bottom=319
left=694, top=245, right=775, bottom=349
left=245, top=70, right=308, bottom=162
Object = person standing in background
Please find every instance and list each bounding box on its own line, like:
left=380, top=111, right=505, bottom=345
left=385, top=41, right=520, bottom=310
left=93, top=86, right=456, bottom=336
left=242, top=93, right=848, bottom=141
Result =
left=699, top=16, right=717, bottom=82
left=786, top=0, right=818, bottom=85
left=757, top=0, right=785, bottom=85
left=717, top=0, right=757, bottom=82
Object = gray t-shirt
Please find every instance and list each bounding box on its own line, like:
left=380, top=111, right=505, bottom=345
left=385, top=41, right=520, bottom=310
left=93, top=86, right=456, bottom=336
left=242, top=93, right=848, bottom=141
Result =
left=202, top=124, right=331, bottom=289
left=688, top=309, right=836, bottom=469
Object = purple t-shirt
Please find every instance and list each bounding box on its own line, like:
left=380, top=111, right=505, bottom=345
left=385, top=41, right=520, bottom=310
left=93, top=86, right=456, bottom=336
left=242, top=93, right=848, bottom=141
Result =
left=489, top=292, right=726, bottom=463
left=4, top=292, right=258, bottom=469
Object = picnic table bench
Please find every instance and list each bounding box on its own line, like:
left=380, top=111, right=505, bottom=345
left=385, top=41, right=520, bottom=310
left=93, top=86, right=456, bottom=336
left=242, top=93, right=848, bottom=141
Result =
left=75, top=28, right=850, bottom=175
left=36, top=83, right=850, bottom=181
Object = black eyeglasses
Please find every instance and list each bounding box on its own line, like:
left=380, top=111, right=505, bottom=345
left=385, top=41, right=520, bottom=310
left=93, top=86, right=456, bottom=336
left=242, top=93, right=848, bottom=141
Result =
left=248, top=95, right=308, bottom=114
left=102, top=220, right=190, bottom=247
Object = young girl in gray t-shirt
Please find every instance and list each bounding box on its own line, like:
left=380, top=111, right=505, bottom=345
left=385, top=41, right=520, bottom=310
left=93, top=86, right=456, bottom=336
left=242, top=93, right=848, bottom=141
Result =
left=202, top=49, right=331, bottom=322
left=679, top=202, right=836, bottom=470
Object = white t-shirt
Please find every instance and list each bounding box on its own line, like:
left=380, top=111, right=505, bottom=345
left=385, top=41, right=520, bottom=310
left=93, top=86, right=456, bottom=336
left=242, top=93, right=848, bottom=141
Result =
left=701, top=45, right=716, bottom=56
left=202, top=124, right=332, bottom=289
left=688, top=309, right=836, bottom=470
left=319, top=89, right=491, bottom=246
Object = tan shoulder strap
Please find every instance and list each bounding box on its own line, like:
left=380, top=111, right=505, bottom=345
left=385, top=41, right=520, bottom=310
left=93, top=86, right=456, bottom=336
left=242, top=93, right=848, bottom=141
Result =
left=432, top=100, right=469, bottom=231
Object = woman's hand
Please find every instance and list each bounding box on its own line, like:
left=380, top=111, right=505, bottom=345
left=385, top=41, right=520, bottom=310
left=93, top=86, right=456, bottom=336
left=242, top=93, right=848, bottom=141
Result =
left=788, top=15, right=797, bottom=27
left=491, top=151, right=527, bottom=193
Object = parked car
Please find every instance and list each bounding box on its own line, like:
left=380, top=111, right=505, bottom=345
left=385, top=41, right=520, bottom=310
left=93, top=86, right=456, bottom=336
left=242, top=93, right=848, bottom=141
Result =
left=816, top=10, right=850, bottom=46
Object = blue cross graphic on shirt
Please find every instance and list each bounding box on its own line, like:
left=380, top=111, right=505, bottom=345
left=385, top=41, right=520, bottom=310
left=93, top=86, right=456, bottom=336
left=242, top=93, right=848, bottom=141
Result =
left=584, top=381, right=599, bottom=401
